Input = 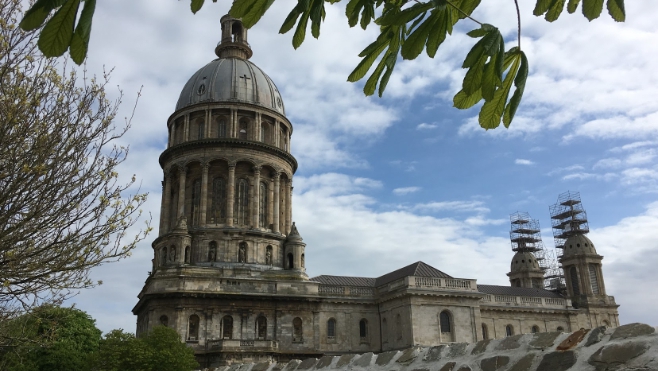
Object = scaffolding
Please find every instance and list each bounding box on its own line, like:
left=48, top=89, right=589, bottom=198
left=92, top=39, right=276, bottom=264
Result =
left=509, top=212, right=552, bottom=287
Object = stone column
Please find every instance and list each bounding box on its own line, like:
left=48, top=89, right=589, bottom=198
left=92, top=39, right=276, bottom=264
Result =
left=206, top=109, right=212, bottom=138
left=227, top=163, right=236, bottom=226
left=255, top=112, right=261, bottom=141
left=273, top=172, right=280, bottom=234
left=268, top=178, right=274, bottom=230
left=285, top=179, right=292, bottom=234
left=253, top=166, right=261, bottom=228
left=177, top=165, right=187, bottom=222
left=274, top=121, right=280, bottom=147
left=184, top=114, right=189, bottom=142
left=230, top=108, right=237, bottom=138
left=200, top=162, right=209, bottom=226
left=160, top=171, right=172, bottom=236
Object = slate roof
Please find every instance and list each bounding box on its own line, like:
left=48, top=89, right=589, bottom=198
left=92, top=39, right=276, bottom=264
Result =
left=311, top=261, right=452, bottom=288
left=477, top=284, right=564, bottom=298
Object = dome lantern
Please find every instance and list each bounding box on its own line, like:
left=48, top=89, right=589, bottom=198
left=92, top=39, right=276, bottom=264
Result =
left=215, top=15, right=253, bottom=60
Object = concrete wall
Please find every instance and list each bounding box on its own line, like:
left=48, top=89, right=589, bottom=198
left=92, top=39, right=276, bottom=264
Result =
left=203, top=323, right=657, bottom=371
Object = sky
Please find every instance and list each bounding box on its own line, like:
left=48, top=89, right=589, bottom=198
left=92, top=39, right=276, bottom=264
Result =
left=54, top=0, right=658, bottom=333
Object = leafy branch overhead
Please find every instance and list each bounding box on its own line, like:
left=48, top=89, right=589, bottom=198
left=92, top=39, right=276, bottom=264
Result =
left=20, top=0, right=625, bottom=129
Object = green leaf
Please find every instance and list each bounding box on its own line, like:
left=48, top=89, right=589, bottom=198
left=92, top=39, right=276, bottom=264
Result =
left=378, top=54, right=397, bottom=96
left=451, top=0, right=482, bottom=21
left=400, top=15, right=435, bottom=60
left=582, top=0, right=604, bottom=20
left=20, top=0, right=67, bottom=31
left=379, top=2, right=431, bottom=26
left=462, top=54, right=486, bottom=94
left=310, top=0, right=323, bottom=38
left=69, top=0, right=96, bottom=64
left=363, top=58, right=387, bottom=96
left=479, top=52, right=522, bottom=129
left=279, top=7, right=303, bottom=34
left=466, top=23, right=495, bottom=38
left=346, top=0, right=376, bottom=28
left=453, top=88, right=483, bottom=109
left=348, top=41, right=388, bottom=81
left=503, top=52, right=528, bottom=126
left=606, top=0, right=625, bottom=21
left=481, top=53, right=500, bottom=101
left=567, top=0, right=581, bottom=13
left=533, top=0, right=553, bottom=16
left=38, top=0, right=81, bottom=57
left=230, top=0, right=276, bottom=27
left=545, top=0, right=565, bottom=21
left=191, top=0, right=204, bottom=13
left=292, top=7, right=311, bottom=48
left=425, top=9, right=449, bottom=58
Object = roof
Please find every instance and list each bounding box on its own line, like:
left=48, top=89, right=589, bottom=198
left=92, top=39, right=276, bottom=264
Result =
left=311, top=261, right=452, bottom=288
left=477, top=284, right=563, bottom=298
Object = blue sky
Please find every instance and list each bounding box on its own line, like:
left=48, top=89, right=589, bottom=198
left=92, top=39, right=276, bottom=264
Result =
left=60, top=0, right=658, bottom=332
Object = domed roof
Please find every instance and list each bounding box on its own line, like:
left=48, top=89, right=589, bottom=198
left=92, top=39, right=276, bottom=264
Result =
left=562, top=234, right=597, bottom=256
left=176, top=58, right=285, bottom=114
left=510, top=251, right=542, bottom=273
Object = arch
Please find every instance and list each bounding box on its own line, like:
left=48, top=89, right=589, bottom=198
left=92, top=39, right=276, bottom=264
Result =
left=292, top=317, right=303, bottom=342
left=222, top=316, right=233, bottom=339
left=256, top=316, right=267, bottom=340
left=531, top=325, right=540, bottom=334
left=208, top=241, right=217, bottom=262
left=301, top=253, right=305, bottom=268
left=589, top=264, right=600, bottom=294
left=160, top=315, right=168, bottom=327
left=210, top=177, right=227, bottom=224
left=238, top=242, right=247, bottom=263
left=184, top=246, right=191, bottom=264
left=168, top=245, right=176, bottom=262
left=188, top=315, right=200, bottom=341
left=239, top=118, right=248, bottom=140
left=287, top=253, right=294, bottom=269
left=359, top=319, right=368, bottom=339
left=327, top=318, right=336, bottom=339
left=235, top=178, right=249, bottom=225
left=602, top=320, right=610, bottom=327
left=481, top=323, right=489, bottom=340
left=570, top=266, right=581, bottom=296
left=505, top=325, right=514, bottom=337
left=557, top=326, right=564, bottom=332
left=439, top=310, right=454, bottom=342
left=265, top=245, right=273, bottom=265
left=259, top=181, right=268, bottom=228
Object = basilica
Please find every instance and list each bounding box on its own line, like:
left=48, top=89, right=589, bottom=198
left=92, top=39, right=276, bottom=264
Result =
left=132, top=15, right=620, bottom=367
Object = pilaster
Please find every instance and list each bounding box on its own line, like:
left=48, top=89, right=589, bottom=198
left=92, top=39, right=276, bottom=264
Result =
left=227, top=163, right=236, bottom=226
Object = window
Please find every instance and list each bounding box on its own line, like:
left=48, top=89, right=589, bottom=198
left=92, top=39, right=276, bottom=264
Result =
left=188, top=315, right=199, bottom=341
left=259, top=181, right=268, bottom=228
left=260, top=123, right=268, bottom=143
left=256, top=316, right=267, bottom=340
left=239, top=119, right=248, bottom=139
left=293, top=317, right=303, bottom=342
left=196, top=117, right=205, bottom=139
left=531, top=325, right=540, bottom=333
left=235, top=178, right=249, bottom=225
left=175, top=119, right=184, bottom=144
left=359, top=319, right=368, bottom=339
left=440, top=310, right=453, bottom=342
left=382, top=318, right=388, bottom=343
left=570, top=267, right=581, bottom=296
left=279, top=128, right=285, bottom=149
left=191, top=179, right=201, bottom=225
left=222, top=316, right=233, bottom=339
left=505, top=325, right=514, bottom=337
left=327, top=318, right=336, bottom=339
left=160, top=315, right=168, bottom=327
left=210, top=177, right=226, bottom=224
left=396, top=314, right=402, bottom=341
left=208, top=241, right=217, bottom=262
left=161, top=247, right=167, bottom=266
left=287, top=253, right=294, bottom=269
left=557, top=326, right=564, bottom=332
left=216, top=117, right=227, bottom=138
left=481, top=324, right=488, bottom=340
left=589, top=264, right=600, bottom=295
left=184, top=246, right=190, bottom=264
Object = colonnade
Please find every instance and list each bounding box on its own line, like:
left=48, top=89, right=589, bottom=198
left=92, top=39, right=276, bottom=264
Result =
left=159, top=163, right=293, bottom=236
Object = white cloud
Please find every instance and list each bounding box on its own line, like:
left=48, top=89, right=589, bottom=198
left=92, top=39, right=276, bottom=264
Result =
left=393, top=186, right=421, bottom=195
left=412, top=200, right=490, bottom=214
left=547, top=165, right=585, bottom=176
left=593, top=158, right=623, bottom=170
left=416, top=123, right=438, bottom=130
left=515, top=159, right=535, bottom=166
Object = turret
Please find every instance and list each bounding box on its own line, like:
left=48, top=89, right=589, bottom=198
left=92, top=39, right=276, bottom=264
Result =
left=284, top=222, right=307, bottom=279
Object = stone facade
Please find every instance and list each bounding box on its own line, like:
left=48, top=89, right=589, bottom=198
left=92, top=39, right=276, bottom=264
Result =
left=132, top=15, right=620, bottom=368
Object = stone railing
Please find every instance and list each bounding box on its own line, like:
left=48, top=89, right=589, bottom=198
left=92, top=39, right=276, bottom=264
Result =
left=410, top=276, right=478, bottom=292
left=204, top=323, right=658, bottom=371
left=481, top=294, right=569, bottom=308
left=318, top=285, right=374, bottom=297
left=206, top=339, right=278, bottom=351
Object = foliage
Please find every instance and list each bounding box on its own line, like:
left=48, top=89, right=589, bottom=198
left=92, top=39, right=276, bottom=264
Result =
left=18, top=0, right=626, bottom=130
left=0, top=306, right=102, bottom=371
left=0, top=0, right=150, bottom=329
left=94, top=327, right=199, bottom=371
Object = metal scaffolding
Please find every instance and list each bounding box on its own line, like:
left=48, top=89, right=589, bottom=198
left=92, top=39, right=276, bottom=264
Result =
left=509, top=212, right=554, bottom=288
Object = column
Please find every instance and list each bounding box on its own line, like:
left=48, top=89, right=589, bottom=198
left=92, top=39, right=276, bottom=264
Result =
left=273, top=172, right=280, bottom=234
left=184, top=114, right=189, bottom=141
left=160, top=171, right=172, bottom=235
left=268, top=178, right=274, bottom=230
left=177, top=165, right=187, bottom=224
left=253, top=166, right=261, bottom=228
left=230, top=108, right=237, bottom=138
left=255, top=112, right=261, bottom=141
left=285, top=178, right=292, bottom=234
left=206, top=109, right=212, bottom=138
left=274, top=121, right=279, bottom=147
left=200, top=162, right=209, bottom=226
left=227, top=163, right=236, bottom=226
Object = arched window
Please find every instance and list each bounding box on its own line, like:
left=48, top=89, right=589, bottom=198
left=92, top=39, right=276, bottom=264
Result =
left=301, top=253, right=305, bottom=268
left=481, top=323, right=488, bottom=340
left=208, top=241, right=217, bottom=262
left=382, top=318, right=388, bottom=343
left=440, top=310, right=453, bottom=342
left=396, top=314, right=402, bottom=341
left=184, top=246, right=190, bottom=264
left=531, top=325, right=540, bottom=333
left=222, top=316, right=233, bottom=339
left=191, top=179, right=201, bottom=225
left=160, top=315, right=168, bottom=327
left=505, top=325, right=514, bottom=337
left=589, top=264, right=600, bottom=294
left=161, top=247, right=167, bottom=266
left=175, top=119, right=184, bottom=144
left=287, top=253, right=294, bottom=269
left=570, top=266, right=581, bottom=296
left=557, top=326, right=564, bottom=332
left=235, top=178, right=249, bottom=225
left=188, top=315, right=199, bottom=341
left=216, top=117, right=227, bottom=138
left=259, top=181, right=268, bottom=228
left=327, top=318, right=336, bottom=339
left=359, top=319, right=368, bottom=339
left=239, top=119, right=248, bottom=139
left=210, top=177, right=227, bottom=224
left=260, top=123, right=268, bottom=143
left=256, top=316, right=267, bottom=340
left=195, top=117, right=205, bottom=140
left=292, top=317, right=303, bottom=342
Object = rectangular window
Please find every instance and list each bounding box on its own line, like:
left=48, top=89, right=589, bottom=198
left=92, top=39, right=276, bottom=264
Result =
left=589, top=264, right=600, bottom=294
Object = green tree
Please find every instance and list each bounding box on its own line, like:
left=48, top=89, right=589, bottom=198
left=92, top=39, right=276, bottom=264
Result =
left=0, top=306, right=102, bottom=371
left=0, top=0, right=150, bottom=330
left=19, top=0, right=625, bottom=129
left=94, top=327, right=198, bottom=371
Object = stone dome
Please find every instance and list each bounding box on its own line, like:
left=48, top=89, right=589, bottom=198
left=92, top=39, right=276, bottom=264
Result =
left=510, top=251, right=542, bottom=273
left=562, top=234, right=597, bottom=256
left=176, top=58, right=285, bottom=115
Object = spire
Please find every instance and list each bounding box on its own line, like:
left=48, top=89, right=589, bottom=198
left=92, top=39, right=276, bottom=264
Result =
left=215, top=15, right=253, bottom=60
left=286, top=222, right=303, bottom=242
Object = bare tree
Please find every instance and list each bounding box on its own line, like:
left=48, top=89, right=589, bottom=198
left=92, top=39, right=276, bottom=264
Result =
left=0, top=0, right=151, bottom=324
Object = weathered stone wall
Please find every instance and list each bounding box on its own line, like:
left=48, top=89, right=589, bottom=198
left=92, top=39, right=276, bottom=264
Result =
left=204, top=323, right=658, bottom=371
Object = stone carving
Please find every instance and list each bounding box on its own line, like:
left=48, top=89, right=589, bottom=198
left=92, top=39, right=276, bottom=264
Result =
left=239, top=244, right=246, bottom=263
left=169, top=246, right=176, bottom=262
left=265, top=248, right=272, bottom=265
left=209, top=246, right=216, bottom=262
